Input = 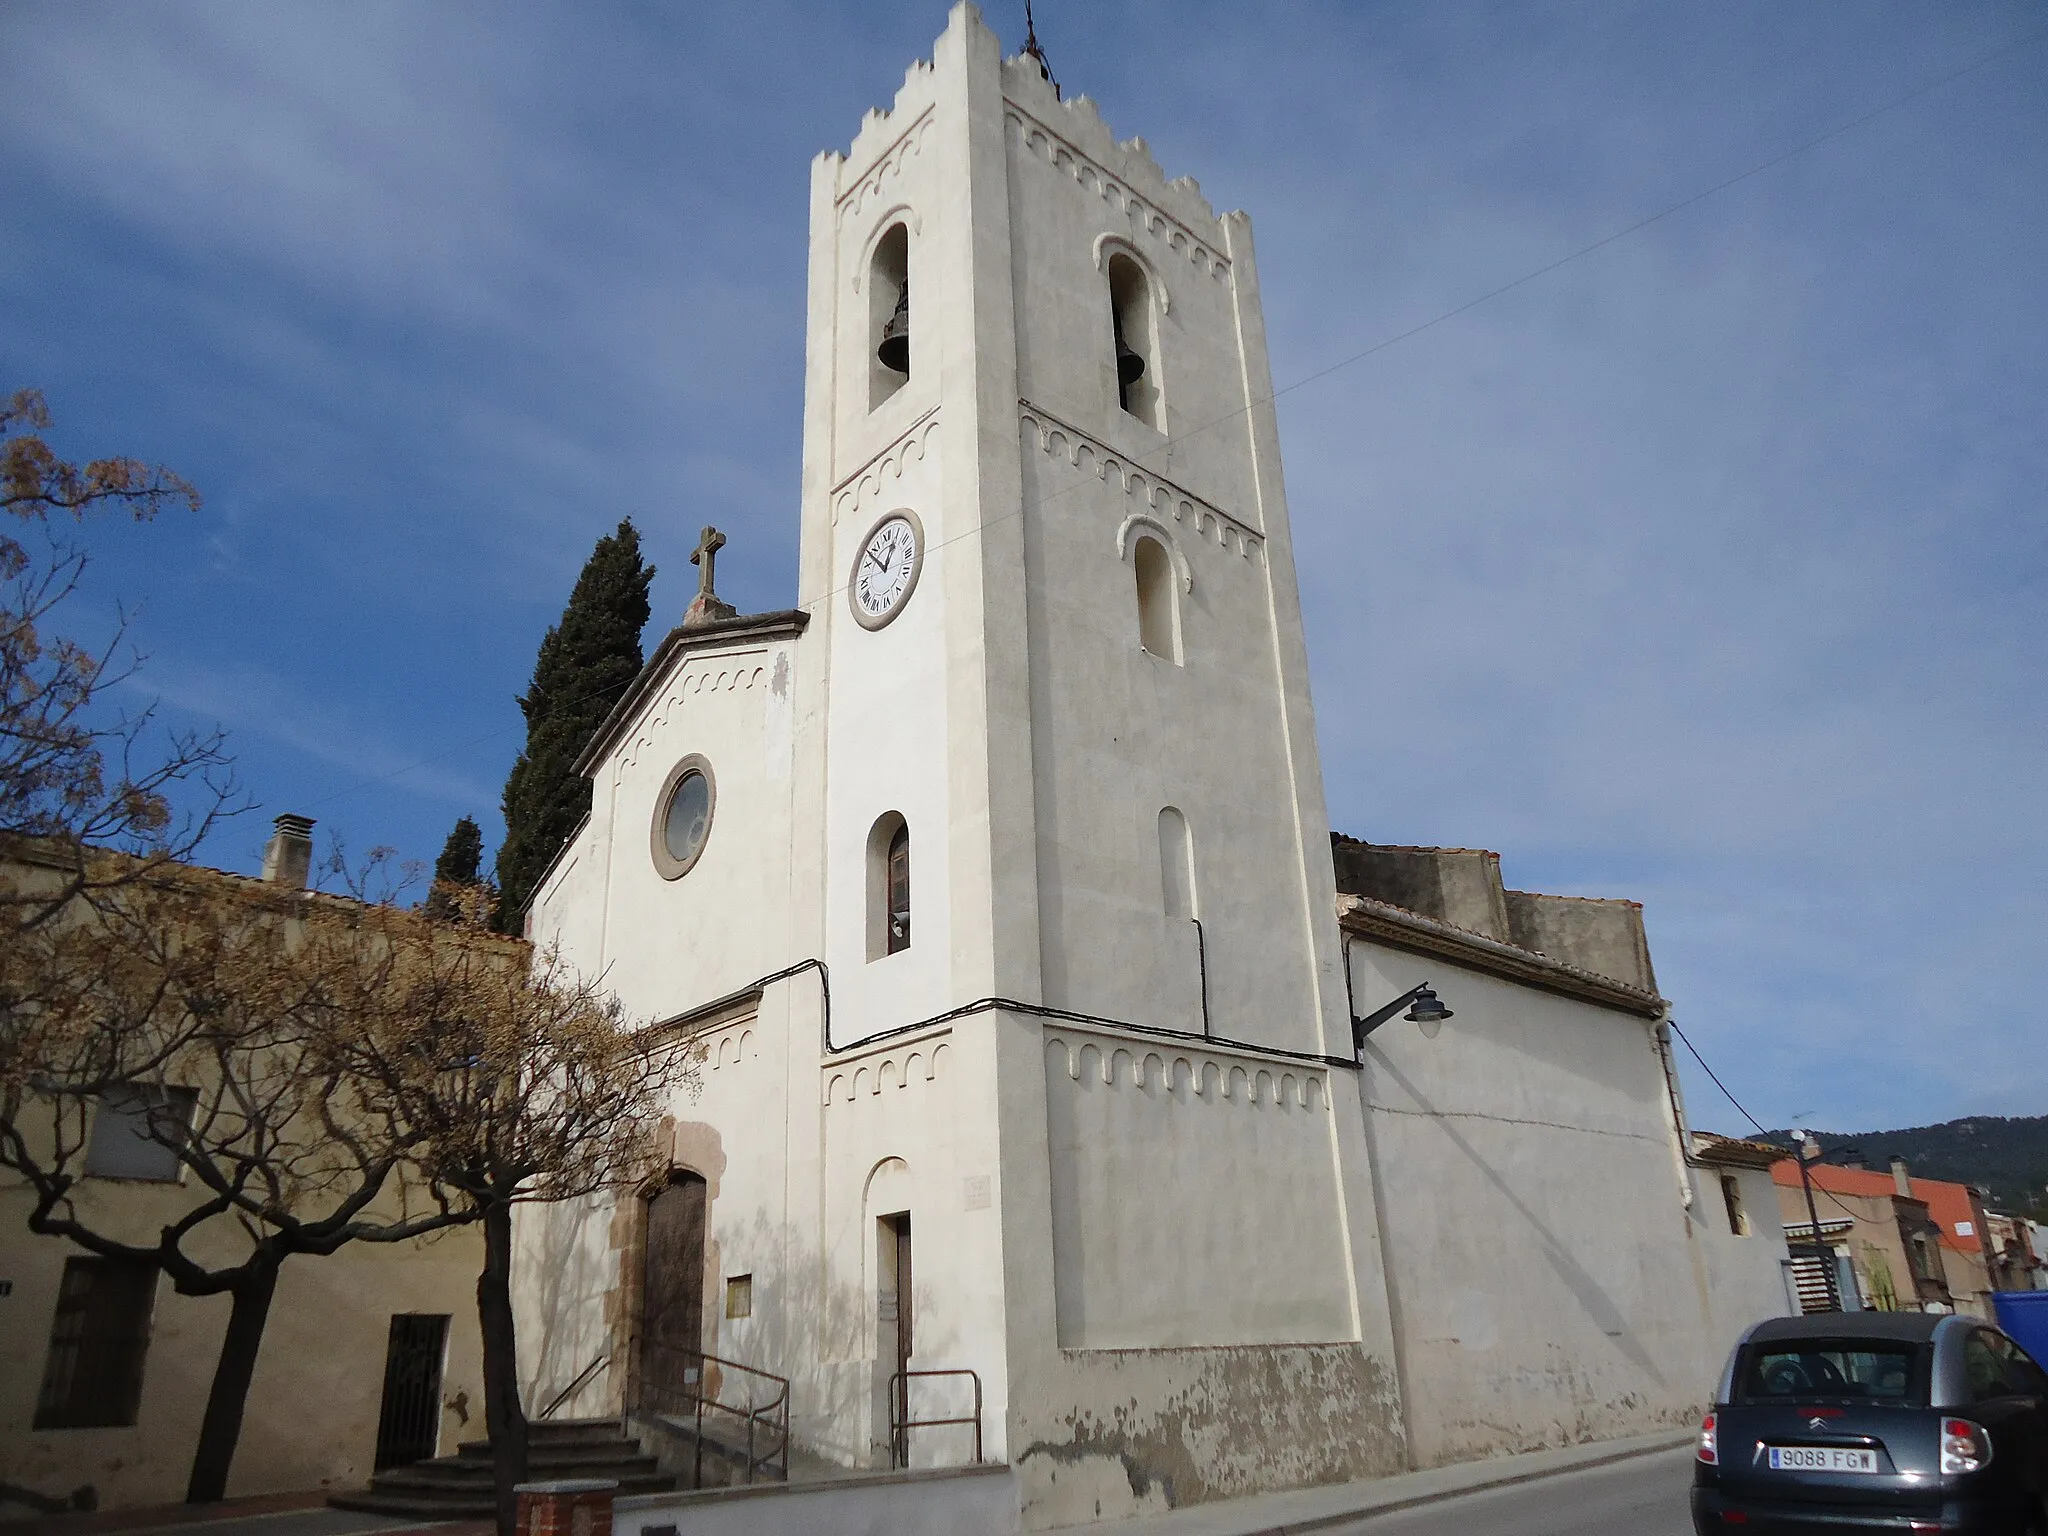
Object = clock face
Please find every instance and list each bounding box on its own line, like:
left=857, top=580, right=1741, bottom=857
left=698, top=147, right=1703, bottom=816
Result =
left=850, top=511, right=923, bottom=629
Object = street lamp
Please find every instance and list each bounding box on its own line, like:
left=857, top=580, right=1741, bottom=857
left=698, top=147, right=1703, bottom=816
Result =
left=1791, top=1128, right=1843, bottom=1312
left=1352, top=983, right=1454, bottom=1055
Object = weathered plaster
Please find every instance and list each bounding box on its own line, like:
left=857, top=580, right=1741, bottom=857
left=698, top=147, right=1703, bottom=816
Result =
left=1014, top=1345, right=1403, bottom=1526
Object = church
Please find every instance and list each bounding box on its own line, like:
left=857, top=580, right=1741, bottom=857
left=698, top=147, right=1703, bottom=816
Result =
left=512, top=7, right=1790, bottom=1525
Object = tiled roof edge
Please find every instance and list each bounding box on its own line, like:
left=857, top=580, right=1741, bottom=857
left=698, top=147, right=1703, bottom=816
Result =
left=1337, top=893, right=1666, bottom=1018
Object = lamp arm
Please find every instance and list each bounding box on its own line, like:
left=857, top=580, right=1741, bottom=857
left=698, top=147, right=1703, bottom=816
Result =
left=1352, top=983, right=1431, bottom=1051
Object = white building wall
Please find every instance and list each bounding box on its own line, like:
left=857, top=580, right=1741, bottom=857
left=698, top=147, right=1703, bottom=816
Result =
left=1347, top=939, right=1757, bottom=1467
left=514, top=6, right=1778, bottom=1526
left=1689, top=1162, right=1795, bottom=1377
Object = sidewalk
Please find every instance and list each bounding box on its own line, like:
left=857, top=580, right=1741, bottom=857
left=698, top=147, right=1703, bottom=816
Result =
left=1052, top=1430, right=1694, bottom=1535
left=0, top=1494, right=485, bottom=1536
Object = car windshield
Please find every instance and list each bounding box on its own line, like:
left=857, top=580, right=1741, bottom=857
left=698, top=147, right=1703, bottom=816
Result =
left=1739, top=1341, right=1925, bottom=1405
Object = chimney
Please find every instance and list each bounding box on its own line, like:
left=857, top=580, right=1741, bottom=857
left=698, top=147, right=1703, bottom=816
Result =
left=1890, top=1155, right=1913, bottom=1200
left=261, top=814, right=315, bottom=888
left=1839, top=1146, right=1867, bottom=1171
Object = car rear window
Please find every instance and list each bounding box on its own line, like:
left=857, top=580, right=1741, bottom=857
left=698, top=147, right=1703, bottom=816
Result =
left=1738, top=1340, right=1926, bottom=1405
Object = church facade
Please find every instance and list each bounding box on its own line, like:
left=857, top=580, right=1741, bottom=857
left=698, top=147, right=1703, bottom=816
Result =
left=513, top=7, right=1788, bottom=1524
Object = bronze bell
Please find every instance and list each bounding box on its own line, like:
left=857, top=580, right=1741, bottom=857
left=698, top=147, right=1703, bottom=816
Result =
left=1114, top=314, right=1145, bottom=386
left=877, top=283, right=910, bottom=373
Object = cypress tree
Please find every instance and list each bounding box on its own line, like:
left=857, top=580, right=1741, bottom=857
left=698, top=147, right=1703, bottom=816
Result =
left=494, top=520, right=654, bottom=931
left=435, top=816, right=484, bottom=885
left=421, top=815, right=486, bottom=920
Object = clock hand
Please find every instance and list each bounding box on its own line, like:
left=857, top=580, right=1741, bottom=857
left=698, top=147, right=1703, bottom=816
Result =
left=864, top=549, right=885, bottom=574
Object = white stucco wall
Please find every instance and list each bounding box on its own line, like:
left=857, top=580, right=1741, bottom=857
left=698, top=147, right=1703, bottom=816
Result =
left=1347, top=939, right=1773, bottom=1467
left=1688, top=1160, right=1795, bottom=1377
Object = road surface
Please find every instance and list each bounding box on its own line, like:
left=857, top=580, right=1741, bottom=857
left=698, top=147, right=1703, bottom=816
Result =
left=1324, top=1446, right=1695, bottom=1535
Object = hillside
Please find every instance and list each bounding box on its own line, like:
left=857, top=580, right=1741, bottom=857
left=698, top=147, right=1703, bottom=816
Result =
left=1752, top=1115, right=2048, bottom=1219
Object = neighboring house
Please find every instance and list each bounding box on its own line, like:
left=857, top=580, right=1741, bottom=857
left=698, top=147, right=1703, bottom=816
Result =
left=1769, top=1156, right=2000, bottom=1318
left=0, top=818, right=486, bottom=1514
left=1690, top=1133, right=1798, bottom=1317
left=1986, top=1211, right=2046, bottom=1293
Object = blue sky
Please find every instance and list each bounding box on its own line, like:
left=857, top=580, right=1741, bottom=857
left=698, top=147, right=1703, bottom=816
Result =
left=3, top=2, right=2042, bottom=1135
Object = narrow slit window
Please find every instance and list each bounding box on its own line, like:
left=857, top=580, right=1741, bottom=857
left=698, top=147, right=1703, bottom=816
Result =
left=1720, top=1175, right=1750, bottom=1236
left=1107, top=253, right=1159, bottom=428
left=1158, top=807, right=1196, bottom=919
left=870, top=223, right=910, bottom=411
left=1134, top=535, right=1180, bottom=662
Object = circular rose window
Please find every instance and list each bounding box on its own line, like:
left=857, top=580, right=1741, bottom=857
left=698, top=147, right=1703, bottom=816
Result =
left=650, top=755, right=716, bottom=879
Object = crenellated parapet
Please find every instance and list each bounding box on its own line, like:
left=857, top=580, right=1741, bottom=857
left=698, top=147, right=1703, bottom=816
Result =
left=999, top=55, right=1228, bottom=268
left=817, top=5, right=955, bottom=210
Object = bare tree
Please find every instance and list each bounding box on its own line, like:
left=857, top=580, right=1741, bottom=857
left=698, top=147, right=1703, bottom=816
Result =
left=1, top=388, right=239, bottom=931
left=0, top=852, right=494, bottom=1502
left=308, top=885, right=697, bottom=1536
left=0, top=391, right=688, bottom=1526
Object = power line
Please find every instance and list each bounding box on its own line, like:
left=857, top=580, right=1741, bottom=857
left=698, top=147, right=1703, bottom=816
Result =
left=1668, top=1017, right=1772, bottom=1137
left=793, top=19, right=2048, bottom=617
left=1670, top=1019, right=1883, bottom=1229
left=296, top=22, right=2047, bottom=815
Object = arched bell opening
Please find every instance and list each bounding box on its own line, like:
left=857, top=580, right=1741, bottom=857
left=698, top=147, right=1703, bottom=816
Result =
left=1107, top=252, right=1160, bottom=428
left=866, top=811, right=911, bottom=960
left=870, top=222, right=911, bottom=411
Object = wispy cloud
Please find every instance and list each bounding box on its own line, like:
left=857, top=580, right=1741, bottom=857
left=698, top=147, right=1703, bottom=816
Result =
left=5, top=0, right=2043, bottom=1129
left=125, top=659, right=499, bottom=814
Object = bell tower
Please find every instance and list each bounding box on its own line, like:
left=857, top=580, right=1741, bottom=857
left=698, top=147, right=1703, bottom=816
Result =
left=783, top=11, right=1400, bottom=1505
left=794, top=4, right=1350, bottom=1061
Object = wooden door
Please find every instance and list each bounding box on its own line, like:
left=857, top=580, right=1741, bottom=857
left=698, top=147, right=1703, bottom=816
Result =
left=639, top=1171, right=707, bottom=1407
left=883, top=1213, right=912, bottom=1465
left=893, top=1217, right=913, bottom=1376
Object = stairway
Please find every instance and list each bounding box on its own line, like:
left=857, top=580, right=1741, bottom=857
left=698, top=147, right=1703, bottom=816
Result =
left=327, top=1418, right=675, bottom=1517
left=629, top=1410, right=794, bottom=1491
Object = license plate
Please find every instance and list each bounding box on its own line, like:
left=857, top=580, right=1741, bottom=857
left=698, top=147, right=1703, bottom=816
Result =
left=1768, top=1446, right=1878, bottom=1473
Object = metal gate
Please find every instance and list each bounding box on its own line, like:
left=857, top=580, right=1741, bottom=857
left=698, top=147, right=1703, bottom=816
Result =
left=374, top=1313, right=449, bottom=1469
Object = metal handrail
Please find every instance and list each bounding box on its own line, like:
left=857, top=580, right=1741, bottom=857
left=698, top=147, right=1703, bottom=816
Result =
left=887, top=1367, right=983, bottom=1469
left=537, top=1350, right=609, bottom=1421
left=636, top=1337, right=790, bottom=1486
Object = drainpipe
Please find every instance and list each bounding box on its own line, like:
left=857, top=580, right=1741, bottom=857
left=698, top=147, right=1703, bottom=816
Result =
left=1651, top=1012, right=1696, bottom=1214
left=1341, top=931, right=1421, bottom=1470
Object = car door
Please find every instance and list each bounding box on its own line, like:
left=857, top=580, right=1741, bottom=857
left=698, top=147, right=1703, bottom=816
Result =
left=1992, top=1331, right=2048, bottom=1513
left=1963, top=1328, right=2038, bottom=1522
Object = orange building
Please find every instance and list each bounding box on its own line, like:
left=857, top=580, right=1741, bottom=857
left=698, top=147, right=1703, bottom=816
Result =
left=1771, top=1155, right=1998, bottom=1319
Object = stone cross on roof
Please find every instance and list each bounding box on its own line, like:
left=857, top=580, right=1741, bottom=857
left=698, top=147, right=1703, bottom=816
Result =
left=683, top=524, right=738, bottom=628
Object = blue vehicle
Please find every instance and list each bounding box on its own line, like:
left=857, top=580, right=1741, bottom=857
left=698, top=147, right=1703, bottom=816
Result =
left=1693, top=1311, right=2048, bottom=1533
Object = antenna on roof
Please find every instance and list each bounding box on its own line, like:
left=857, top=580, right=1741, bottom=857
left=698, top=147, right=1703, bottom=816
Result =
left=1021, top=0, right=1061, bottom=99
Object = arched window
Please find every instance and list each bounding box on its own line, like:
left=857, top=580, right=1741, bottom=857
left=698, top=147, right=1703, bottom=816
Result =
left=870, top=222, right=910, bottom=411
left=1134, top=534, right=1180, bottom=662
left=1107, top=252, right=1159, bottom=428
left=866, top=812, right=911, bottom=959
left=1158, top=807, right=1197, bottom=919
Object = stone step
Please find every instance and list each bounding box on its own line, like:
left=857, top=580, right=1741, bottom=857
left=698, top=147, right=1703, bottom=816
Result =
left=454, top=1418, right=629, bottom=1451
left=450, top=1440, right=653, bottom=1467
left=327, top=1421, right=676, bottom=1520
left=330, top=1470, right=675, bottom=1519
left=373, top=1458, right=662, bottom=1492
left=328, top=1489, right=493, bottom=1518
